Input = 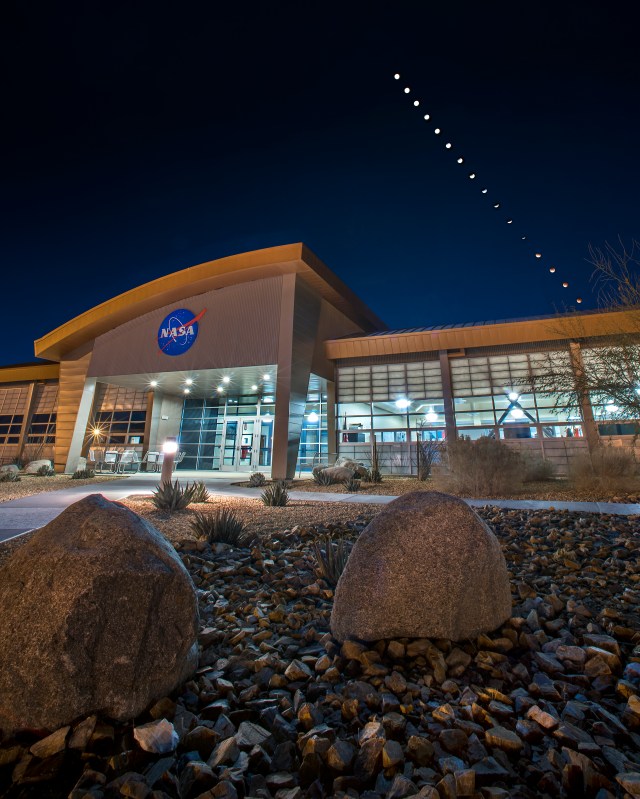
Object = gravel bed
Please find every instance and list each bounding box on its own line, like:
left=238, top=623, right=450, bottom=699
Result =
left=0, top=474, right=123, bottom=503
left=0, top=503, right=638, bottom=797
left=273, top=477, right=640, bottom=504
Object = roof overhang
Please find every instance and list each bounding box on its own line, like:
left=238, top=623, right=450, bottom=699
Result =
left=35, top=243, right=386, bottom=362
left=325, top=309, right=640, bottom=360
left=0, top=362, right=60, bottom=384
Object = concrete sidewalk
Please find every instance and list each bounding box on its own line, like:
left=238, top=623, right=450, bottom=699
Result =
left=1, top=472, right=639, bottom=543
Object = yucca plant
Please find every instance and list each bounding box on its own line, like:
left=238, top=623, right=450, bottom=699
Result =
left=312, top=534, right=352, bottom=586
left=71, top=468, right=95, bottom=480
left=248, top=472, right=267, bottom=487
left=190, top=507, right=248, bottom=545
left=36, top=464, right=55, bottom=476
left=313, top=469, right=334, bottom=486
left=151, top=479, right=197, bottom=511
left=343, top=477, right=361, bottom=492
left=0, top=471, right=21, bottom=483
left=190, top=481, right=210, bottom=503
left=261, top=480, right=289, bottom=506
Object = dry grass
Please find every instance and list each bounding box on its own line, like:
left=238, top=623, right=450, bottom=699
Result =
left=0, top=474, right=122, bottom=503
left=567, top=448, right=638, bottom=493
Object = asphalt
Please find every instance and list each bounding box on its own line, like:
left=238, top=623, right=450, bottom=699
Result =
left=0, top=471, right=638, bottom=543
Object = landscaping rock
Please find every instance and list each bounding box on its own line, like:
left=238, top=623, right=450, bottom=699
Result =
left=23, top=459, right=52, bottom=474
left=322, top=466, right=356, bottom=482
left=0, top=494, right=199, bottom=733
left=331, top=491, right=511, bottom=641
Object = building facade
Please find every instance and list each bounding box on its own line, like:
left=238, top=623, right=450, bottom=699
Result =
left=1, top=244, right=637, bottom=476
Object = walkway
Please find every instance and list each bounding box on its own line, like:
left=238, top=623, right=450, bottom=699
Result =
left=0, top=471, right=638, bottom=543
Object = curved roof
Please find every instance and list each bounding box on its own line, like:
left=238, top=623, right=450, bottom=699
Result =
left=35, top=243, right=386, bottom=361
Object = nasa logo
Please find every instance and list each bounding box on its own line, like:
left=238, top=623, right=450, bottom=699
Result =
left=157, top=308, right=206, bottom=356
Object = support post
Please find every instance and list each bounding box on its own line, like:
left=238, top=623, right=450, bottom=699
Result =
left=439, top=350, right=457, bottom=442
left=569, top=341, right=600, bottom=452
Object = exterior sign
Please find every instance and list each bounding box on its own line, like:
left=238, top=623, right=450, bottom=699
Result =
left=157, top=308, right=206, bottom=355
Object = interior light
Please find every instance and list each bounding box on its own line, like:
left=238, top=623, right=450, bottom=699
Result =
left=149, top=380, right=158, bottom=388
left=251, top=384, right=258, bottom=391
left=395, top=398, right=411, bottom=409
left=183, top=388, right=190, bottom=394
left=263, top=374, right=271, bottom=381
left=511, top=408, right=524, bottom=419
left=222, top=376, right=230, bottom=383
left=217, top=386, right=224, bottom=393
left=307, top=411, right=319, bottom=423
left=606, top=403, right=619, bottom=413
left=425, top=408, right=438, bottom=423
left=185, top=378, right=193, bottom=385
left=508, top=392, right=519, bottom=401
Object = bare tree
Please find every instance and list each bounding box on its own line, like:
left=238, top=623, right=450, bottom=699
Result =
left=525, top=239, right=640, bottom=432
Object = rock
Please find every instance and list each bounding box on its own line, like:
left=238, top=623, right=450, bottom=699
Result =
left=30, top=726, right=70, bottom=758
left=133, top=719, right=178, bottom=754
left=284, top=660, right=313, bottom=681
left=331, top=492, right=511, bottom=642
left=0, top=495, right=199, bottom=734
left=382, top=740, right=404, bottom=767
left=23, top=459, right=52, bottom=474
left=616, top=773, right=640, bottom=797
left=326, top=740, right=355, bottom=771
left=322, top=466, right=356, bottom=482
left=484, top=726, right=523, bottom=753
left=0, top=464, right=19, bottom=473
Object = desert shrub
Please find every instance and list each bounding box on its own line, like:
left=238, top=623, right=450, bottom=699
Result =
left=152, top=480, right=197, bottom=511
left=71, top=468, right=95, bottom=480
left=36, top=465, right=55, bottom=476
left=248, top=472, right=267, bottom=487
left=312, top=534, right=352, bottom=586
left=190, top=481, right=210, bottom=503
left=522, top=456, right=555, bottom=482
left=343, top=477, right=361, bottom=492
left=0, top=471, right=21, bottom=483
left=568, top=447, right=637, bottom=491
left=416, top=438, right=440, bottom=481
left=190, top=507, right=249, bottom=545
left=313, top=469, right=334, bottom=486
left=261, top=480, right=289, bottom=506
left=445, top=436, right=523, bottom=495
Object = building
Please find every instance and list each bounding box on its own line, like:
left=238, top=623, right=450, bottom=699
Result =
left=1, top=243, right=637, bottom=476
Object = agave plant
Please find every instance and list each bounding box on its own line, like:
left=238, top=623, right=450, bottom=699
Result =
left=261, top=480, right=289, bottom=506
left=342, top=477, right=361, bottom=492
left=0, top=471, right=21, bottom=483
left=248, top=472, right=267, bottom=487
left=71, top=468, right=95, bottom=480
left=36, top=464, right=55, bottom=476
left=190, top=481, right=210, bottom=503
left=151, top=479, right=197, bottom=511
left=312, top=534, right=352, bottom=586
left=190, top=507, right=249, bottom=545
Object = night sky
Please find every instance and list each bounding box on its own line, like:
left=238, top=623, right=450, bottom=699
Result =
left=2, top=1, right=639, bottom=365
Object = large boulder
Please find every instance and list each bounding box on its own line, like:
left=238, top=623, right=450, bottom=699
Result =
left=0, top=464, right=19, bottom=474
left=0, top=494, right=199, bottom=734
left=331, top=491, right=511, bottom=642
left=335, top=458, right=369, bottom=478
left=23, top=459, right=52, bottom=474
left=322, top=466, right=356, bottom=482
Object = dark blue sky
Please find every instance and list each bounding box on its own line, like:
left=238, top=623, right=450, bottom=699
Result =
left=2, top=1, right=639, bottom=364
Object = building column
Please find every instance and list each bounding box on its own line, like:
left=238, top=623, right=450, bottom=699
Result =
left=63, top=377, right=98, bottom=473
left=16, top=382, right=37, bottom=464
left=325, top=380, right=336, bottom=463
left=569, top=341, right=600, bottom=452
left=272, top=275, right=322, bottom=479
left=439, top=350, right=457, bottom=441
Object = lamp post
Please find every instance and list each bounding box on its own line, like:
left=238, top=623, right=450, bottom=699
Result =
left=160, top=437, right=178, bottom=485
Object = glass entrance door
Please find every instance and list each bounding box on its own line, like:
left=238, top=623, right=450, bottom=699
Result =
left=220, top=418, right=272, bottom=471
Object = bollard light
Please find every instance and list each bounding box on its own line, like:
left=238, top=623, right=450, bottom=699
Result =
left=160, top=437, right=178, bottom=485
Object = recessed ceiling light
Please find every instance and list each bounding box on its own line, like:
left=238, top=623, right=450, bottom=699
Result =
left=217, top=386, right=224, bottom=392
left=185, top=378, right=193, bottom=385
left=183, top=388, right=190, bottom=394
left=263, top=374, right=271, bottom=381
left=149, top=380, right=158, bottom=388
left=251, top=384, right=258, bottom=391
left=222, top=376, right=230, bottom=384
